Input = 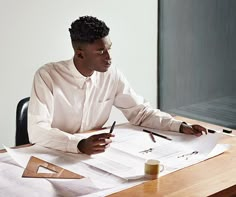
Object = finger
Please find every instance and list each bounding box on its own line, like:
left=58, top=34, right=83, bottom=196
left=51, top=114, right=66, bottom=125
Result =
left=93, top=144, right=107, bottom=151
left=192, top=128, right=204, bottom=137
left=86, top=145, right=107, bottom=155
left=189, top=127, right=202, bottom=136
left=105, top=138, right=112, bottom=144
left=92, top=138, right=112, bottom=146
left=192, top=125, right=207, bottom=135
left=183, top=124, right=204, bottom=136
left=183, top=126, right=195, bottom=135
left=193, top=130, right=202, bottom=137
left=92, top=138, right=107, bottom=145
left=92, top=133, right=113, bottom=139
left=105, top=143, right=110, bottom=148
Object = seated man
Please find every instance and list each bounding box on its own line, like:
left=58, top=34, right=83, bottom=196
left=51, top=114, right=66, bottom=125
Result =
left=28, top=16, right=206, bottom=155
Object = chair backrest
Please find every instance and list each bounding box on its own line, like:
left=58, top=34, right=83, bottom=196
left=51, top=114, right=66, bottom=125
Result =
left=15, top=97, right=30, bottom=146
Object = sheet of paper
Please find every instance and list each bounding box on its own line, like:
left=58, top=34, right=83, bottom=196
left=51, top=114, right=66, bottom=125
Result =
left=77, top=124, right=224, bottom=179
left=0, top=159, right=103, bottom=197
left=3, top=144, right=125, bottom=189
left=1, top=145, right=144, bottom=197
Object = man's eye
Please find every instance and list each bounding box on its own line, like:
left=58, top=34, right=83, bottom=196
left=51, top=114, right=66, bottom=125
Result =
left=97, top=50, right=104, bottom=55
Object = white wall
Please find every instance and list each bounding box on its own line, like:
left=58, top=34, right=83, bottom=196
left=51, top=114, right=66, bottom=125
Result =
left=0, top=0, right=157, bottom=146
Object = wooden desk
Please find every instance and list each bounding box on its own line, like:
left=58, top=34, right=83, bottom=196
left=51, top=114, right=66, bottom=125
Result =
left=1, top=116, right=235, bottom=196
left=109, top=116, right=236, bottom=197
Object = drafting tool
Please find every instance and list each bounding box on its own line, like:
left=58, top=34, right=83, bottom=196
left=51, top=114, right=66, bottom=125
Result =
left=22, top=156, right=84, bottom=179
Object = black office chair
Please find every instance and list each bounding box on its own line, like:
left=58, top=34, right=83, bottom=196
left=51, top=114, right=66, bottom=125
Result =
left=15, top=97, right=30, bottom=146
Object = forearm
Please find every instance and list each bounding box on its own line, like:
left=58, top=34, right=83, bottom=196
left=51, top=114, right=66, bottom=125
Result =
left=114, top=71, right=182, bottom=132
left=122, top=104, right=182, bottom=131
left=28, top=115, right=81, bottom=153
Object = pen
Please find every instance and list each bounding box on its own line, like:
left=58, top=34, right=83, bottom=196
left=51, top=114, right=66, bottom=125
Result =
left=110, top=121, right=116, bottom=133
left=148, top=131, right=156, bottom=143
left=208, top=129, right=216, bottom=133
left=143, top=129, right=172, bottom=141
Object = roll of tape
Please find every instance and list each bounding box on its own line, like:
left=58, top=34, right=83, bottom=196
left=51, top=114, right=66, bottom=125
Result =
left=145, top=159, right=163, bottom=180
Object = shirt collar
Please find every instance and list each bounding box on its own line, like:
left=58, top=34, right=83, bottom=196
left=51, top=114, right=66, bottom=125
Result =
left=68, top=58, right=97, bottom=88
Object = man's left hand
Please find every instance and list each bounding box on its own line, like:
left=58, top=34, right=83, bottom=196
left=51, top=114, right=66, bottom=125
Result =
left=180, top=123, right=207, bottom=137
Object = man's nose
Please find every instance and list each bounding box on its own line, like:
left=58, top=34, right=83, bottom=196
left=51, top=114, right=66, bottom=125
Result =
left=105, top=50, right=112, bottom=60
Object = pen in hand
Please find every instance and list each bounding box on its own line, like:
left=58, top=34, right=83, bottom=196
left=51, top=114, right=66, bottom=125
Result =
left=100, top=121, right=116, bottom=149
left=110, top=121, right=116, bottom=133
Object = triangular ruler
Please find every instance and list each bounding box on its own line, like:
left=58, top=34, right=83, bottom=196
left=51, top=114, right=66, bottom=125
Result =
left=22, top=156, right=84, bottom=179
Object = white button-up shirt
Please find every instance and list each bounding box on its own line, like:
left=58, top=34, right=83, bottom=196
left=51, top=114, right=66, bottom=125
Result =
left=28, top=58, right=182, bottom=153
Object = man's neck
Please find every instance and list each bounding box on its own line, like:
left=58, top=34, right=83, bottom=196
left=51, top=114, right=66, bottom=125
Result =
left=73, top=56, right=94, bottom=77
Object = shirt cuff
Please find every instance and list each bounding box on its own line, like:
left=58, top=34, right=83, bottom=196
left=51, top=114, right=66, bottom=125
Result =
left=170, top=119, right=183, bottom=132
left=66, top=136, right=83, bottom=153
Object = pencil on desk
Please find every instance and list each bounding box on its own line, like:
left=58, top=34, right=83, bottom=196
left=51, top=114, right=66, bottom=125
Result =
left=143, top=129, right=172, bottom=141
left=146, top=130, right=156, bottom=143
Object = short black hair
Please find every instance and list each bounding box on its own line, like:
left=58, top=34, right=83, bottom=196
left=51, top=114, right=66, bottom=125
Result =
left=69, top=16, right=110, bottom=49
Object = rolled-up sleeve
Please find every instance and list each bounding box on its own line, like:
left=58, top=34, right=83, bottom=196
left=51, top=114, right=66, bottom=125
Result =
left=114, top=70, right=182, bottom=132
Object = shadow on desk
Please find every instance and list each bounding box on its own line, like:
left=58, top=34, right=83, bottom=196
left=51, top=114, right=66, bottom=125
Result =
left=209, top=185, right=236, bottom=197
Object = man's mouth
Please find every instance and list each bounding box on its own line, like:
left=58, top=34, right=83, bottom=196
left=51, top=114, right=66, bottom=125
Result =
left=105, top=60, right=111, bottom=66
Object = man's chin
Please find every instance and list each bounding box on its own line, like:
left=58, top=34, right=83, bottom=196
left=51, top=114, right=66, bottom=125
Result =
left=102, top=65, right=111, bottom=71
left=95, top=64, right=111, bottom=73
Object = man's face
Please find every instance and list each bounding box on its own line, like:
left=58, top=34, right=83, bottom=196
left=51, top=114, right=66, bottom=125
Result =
left=79, top=36, right=112, bottom=75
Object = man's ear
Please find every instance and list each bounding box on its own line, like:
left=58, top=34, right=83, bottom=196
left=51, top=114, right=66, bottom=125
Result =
left=77, top=49, right=84, bottom=59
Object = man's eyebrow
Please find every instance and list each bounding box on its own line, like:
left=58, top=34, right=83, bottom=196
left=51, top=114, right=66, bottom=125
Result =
left=96, top=43, right=112, bottom=51
left=96, top=47, right=105, bottom=51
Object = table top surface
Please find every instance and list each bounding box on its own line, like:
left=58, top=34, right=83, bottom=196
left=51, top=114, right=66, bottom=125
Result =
left=1, top=116, right=235, bottom=197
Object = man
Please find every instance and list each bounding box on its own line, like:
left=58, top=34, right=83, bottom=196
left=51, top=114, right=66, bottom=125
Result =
left=28, top=16, right=207, bottom=155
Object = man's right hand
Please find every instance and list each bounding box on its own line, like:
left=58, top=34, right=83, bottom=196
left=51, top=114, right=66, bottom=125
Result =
left=77, top=133, right=114, bottom=155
